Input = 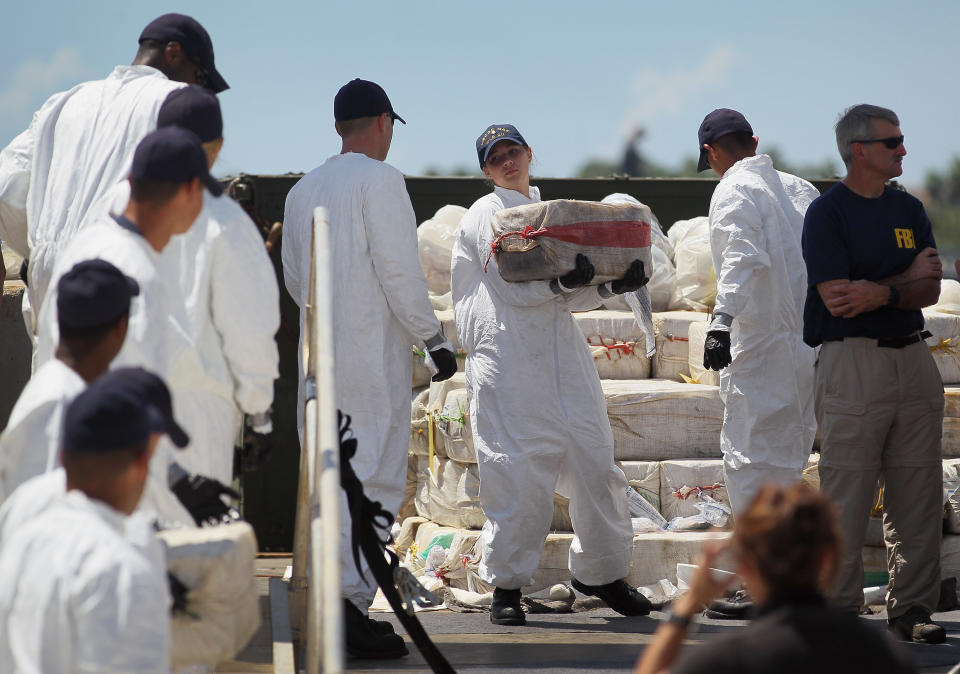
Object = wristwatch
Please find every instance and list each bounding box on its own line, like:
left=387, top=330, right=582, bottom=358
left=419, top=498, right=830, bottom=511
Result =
left=887, top=285, right=901, bottom=308
left=664, top=609, right=693, bottom=629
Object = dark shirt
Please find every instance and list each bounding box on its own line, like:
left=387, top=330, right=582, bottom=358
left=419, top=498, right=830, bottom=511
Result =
left=801, top=183, right=935, bottom=346
left=672, top=594, right=916, bottom=674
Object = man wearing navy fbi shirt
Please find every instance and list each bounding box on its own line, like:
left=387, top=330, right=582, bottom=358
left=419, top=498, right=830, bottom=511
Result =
left=802, top=104, right=945, bottom=644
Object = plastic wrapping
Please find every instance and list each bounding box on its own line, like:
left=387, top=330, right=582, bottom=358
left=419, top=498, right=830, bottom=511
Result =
left=923, top=309, right=960, bottom=384
left=651, top=311, right=709, bottom=381
left=418, top=204, right=467, bottom=295
left=160, top=522, right=260, bottom=667
left=668, top=216, right=715, bottom=311
left=659, top=459, right=730, bottom=524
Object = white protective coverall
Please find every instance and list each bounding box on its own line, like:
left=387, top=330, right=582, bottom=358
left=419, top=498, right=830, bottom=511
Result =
left=35, top=215, right=198, bottom=526
left=87, top=182, right=281, bottom=482
left=282, top=153, right=445, bottom=610
left=708, top=154, right=819, bottom=514
left=0, top=359, right=84, bottom=503
left=0, top=65, right=184, bottom=332
left=450, top=185, right=633, bottom=590
left=0, top=489, right=170, bottom=673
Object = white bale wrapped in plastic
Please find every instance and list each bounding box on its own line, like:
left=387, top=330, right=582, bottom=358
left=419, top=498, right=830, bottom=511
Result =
left=686, top=320, right=720, bottom=386
left=413, top=309, right=464, bottom=388
left=490, top=199, right=653, bottom=284
left=413, top=455, right=487, bottom=530
left=603, top=379, right=723, bottom=460
left=668, top=216, right=715, bottom=311
left=159, top=522, right=260, bottom=667
left=945, top=459, right=960, bottom=535
left=416, top=455, right=576, bottom=531
left=573, top=309, right=651, bottom=379
left=433, top=379, right=474, bottom=463
left=659, top=459, right=729, bottom=523
left=618, top=460, right=662, bottom=511
left=651, top=311, right=709, bottom=381
left=409, top=388, right=430, bottom=457
left=923, top=309, right=960, bottom=384
left=934, top=279, right=960, bottom=315
left=944, top=385, right=960, bottom=457
left=418, top=204, right=467, bottom=295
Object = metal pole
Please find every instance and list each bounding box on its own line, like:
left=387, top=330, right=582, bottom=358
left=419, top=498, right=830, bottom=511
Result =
left=310, top=207, right=344, bottom=673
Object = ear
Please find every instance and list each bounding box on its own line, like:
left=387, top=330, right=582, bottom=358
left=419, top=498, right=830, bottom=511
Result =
left=751, top=136, right=759, bottom=152
left=162, top=41, right=185, bottom=67
left=526, top=146, right=533, bottom=161
left=481, top=164, right=493, bottom=179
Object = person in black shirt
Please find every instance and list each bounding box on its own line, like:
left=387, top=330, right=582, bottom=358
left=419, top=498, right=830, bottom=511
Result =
left=635, top=484, right=916, bottom=674
left=803, top=104, right=944, bottom=643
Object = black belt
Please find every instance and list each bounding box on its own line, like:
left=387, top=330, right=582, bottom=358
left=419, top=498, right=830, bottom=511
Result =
left=875, top=331, right=931, bottom=349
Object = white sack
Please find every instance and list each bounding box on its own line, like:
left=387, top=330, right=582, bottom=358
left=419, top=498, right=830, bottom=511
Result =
left=574, top=309, right=652, bottom=379
left=418, top=205, right=467, bottom=295
left=159, top=522, right=260, bottom=667
left=923, top=309, right=960, bottom=384
left=409, top=388, right=430, bottom=457
left=651, top=311, right=709, bottom=381
left=686, top=320, right=720, bottom=386
left=945, top=385, right=960, bottom=458
left=618, top=460, right=661, bottom=511
left=603, top=379, right=723, bottom=461
left=944, top=459, right=960, bottom=534
left=934, top=279, right=960, bottom=315
left=668, top=216, right=715, bottom=311
left=659, top=459, right=730, bottom=522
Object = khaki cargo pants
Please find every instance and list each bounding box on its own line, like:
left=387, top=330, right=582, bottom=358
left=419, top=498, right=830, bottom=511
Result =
left=816, top=338, right=943, bottom=618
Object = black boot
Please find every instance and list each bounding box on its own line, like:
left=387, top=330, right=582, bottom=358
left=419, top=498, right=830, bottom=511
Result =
left=490, top=587, right=526, bottom=625
left=572, top=578, right=652, bottom=616
left=344, top=599, right=408, bottom=658
left=368, top=616, right=397, bottom=635
left=888, top=606, right=947, bottom=644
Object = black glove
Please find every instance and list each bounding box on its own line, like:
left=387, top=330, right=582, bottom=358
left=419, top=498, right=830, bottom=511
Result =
left=171, top=473, right=241, bottom=527
left=703, top=330, right=732, bottom=371
left=610, top=260, right=649, bottom=294
left=239, top=423, right=273, bottom=473
left=557, top=253, right=595, bottom=290
left=429, top=347, right=457, bottom=382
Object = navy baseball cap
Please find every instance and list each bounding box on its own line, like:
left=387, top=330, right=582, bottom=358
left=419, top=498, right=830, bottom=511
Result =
left=117, top=368, right=190, bottom=448
left=57, top=260, right=139, bottom=332
left=158, top=85, right=223, bottom=143
left=129, top=127, right=223, bottom=197
left=139, top=13, right=229, bottom=93
left=476, top=124, right=527, bottom=168
left=697, top=108, right=753, bottom=172
left=63, top=368, right=189, bottom=453
left=334, top=79, right=405, bottom=124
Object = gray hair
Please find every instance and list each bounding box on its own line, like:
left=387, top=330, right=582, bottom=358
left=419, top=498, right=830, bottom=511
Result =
left=834, top=104, right=900, bottom=166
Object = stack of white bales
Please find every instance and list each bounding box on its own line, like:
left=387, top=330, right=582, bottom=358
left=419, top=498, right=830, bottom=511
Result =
left=404, top=205, right=739, bottom=592
left=407, top=212, right=960, bottom=594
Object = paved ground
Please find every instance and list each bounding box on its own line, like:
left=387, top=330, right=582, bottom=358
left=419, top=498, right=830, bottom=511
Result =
left=219, top=557, right=960, bottom=673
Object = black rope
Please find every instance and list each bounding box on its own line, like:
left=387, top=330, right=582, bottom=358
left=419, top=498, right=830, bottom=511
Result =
left=338, top=411, right=456, bottom=674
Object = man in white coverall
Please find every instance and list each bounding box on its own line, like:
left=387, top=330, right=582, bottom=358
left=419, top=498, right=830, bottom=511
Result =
left=0, top=369, right=179, bottom=672
left=36, top=127, right=229, bottom=526
left=282, top=78, right=457, bottom=659
left=86, top=85, right=280, bottom=483
left=696, top=108, right=819, bottom=515
left=0, top=260, right=137, bottom=502
left=0, top=12, right=228, bottom=338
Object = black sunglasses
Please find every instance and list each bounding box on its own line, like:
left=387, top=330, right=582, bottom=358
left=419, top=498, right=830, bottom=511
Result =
left=851, top=135, right=904, bottom=149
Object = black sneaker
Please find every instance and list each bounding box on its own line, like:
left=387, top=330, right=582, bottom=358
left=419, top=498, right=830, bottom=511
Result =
left=571, top=578, right=652, bottom=616
left=491, top=587, right=526, bottom=625
left=368, top=616, right=396, bottom=635
left=344, top=599, right=409, bottom=658
left=887, top=606, right=947, bottom=644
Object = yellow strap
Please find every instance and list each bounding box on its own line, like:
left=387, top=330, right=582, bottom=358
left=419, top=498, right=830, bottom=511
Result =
left=428, top=410, right=435, bottom=474
left=930, top=338, right=959, bottom=354
left=679, top=373, right=702, bottom=384
left=871, top=486, right=884, bottom=517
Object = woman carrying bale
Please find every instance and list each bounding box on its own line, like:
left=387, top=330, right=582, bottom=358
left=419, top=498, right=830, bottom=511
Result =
left=450, top=123, right=650, bottom=625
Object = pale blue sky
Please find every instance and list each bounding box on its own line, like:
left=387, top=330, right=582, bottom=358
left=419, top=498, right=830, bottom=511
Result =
left=2, top=1, right=958, bottom=189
